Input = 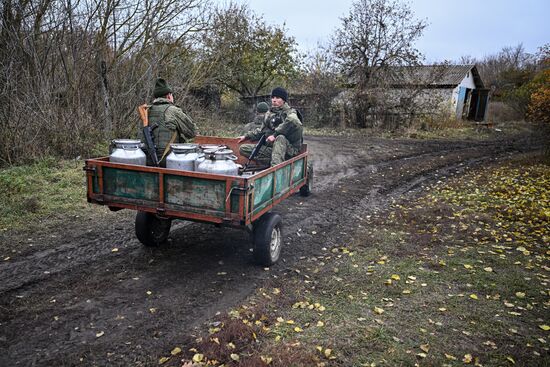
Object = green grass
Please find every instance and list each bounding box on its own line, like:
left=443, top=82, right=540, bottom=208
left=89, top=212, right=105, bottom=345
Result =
left=0, top=157, right=88, bottom=230
left=176, top=154, right=550, bottom=367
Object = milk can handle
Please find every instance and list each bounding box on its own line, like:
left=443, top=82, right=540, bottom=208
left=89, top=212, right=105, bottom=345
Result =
left=122, top=144, right=139, bottom=150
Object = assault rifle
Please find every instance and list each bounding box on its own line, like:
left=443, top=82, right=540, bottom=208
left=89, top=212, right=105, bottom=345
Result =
left=138, top=104, right=160, bottom=167
left=241, top=134, right=267, bottom=172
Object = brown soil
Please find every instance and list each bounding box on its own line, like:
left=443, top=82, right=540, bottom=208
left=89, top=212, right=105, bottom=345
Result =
left=0, top=129, right=547, bottom=366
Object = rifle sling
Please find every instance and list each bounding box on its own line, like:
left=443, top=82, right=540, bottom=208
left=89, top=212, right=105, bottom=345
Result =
left=160, top=131, right=178, bottom=163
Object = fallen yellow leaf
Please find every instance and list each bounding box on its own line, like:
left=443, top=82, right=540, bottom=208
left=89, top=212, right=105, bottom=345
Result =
left=170, top=347, right=181, bottom=356
left=515, top=292, right=525, bottom=299
left=374, top=307, right=384, bottom=314
left=192, top=354, right=204, bottom=362
left=261, top=355, right=273, bottom=364
left=158, top=357, right=170, bottom=365
left=230, top=353, right=240, bottom=361
left=463, top=353, right=473, bottom=363
left=420, top=344, right=430, bottom=353
left=470, top=294, right=478, bottom=300
left=294, top=326, right=303, bottom=332
left=391, top=274, right=401, bottom=281
left=483, top=267, right=493, bottom=272
left=324, top=348, right=332, bottom=358
left=539, top=324, right=550, bottom=331
left=445, top=353, right=457, bottom=360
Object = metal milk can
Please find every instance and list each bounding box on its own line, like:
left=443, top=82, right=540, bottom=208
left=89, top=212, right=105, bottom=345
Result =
left=166, top=143, right=203, bottom=171
left=196, top=149, right=239, bottom=176
left=109, top=139, right=146, bottom=165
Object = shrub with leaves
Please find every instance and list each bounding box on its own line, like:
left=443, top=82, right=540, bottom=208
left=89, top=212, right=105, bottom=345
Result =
left=527, top=69, right=550, bottom=123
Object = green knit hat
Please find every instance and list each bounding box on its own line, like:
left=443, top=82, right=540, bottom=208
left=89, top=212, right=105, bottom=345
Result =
left=256, top=102, right=269, bottom=113
left=153, top=78, right=172, bottom=98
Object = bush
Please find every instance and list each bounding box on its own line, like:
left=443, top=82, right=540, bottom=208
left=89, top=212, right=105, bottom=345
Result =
left=527, top=70, right=550, bottom=123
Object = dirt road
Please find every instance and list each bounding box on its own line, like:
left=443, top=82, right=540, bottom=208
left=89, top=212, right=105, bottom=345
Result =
left=0, top=131, right=546, bottom=366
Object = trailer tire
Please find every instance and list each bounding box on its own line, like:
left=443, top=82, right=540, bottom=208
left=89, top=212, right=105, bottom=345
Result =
left=135, top=211, right=171, bottom=247
left=299, top=163, right=313, bottom=197
left=253, top=212, right=282, bottom=266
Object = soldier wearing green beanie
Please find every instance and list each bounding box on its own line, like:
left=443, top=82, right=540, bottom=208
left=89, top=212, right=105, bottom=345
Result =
left=238, top=87, right=303, bottom=167
left=140, top=78, right=197, bottom=166
left=242, top=102, right=270, bottom=134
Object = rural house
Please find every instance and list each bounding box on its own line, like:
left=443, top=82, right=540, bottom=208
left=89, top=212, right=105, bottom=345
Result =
left=387, top=64, right=490, bottom=121
left=240, top=65, right=490, bottom=127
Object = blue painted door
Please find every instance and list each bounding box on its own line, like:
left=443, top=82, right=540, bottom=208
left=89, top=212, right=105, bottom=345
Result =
left=456, top=87, right=467, bottom=118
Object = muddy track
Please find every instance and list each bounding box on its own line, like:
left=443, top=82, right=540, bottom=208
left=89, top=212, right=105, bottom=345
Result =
left=0, top=132, right=546, bottom=366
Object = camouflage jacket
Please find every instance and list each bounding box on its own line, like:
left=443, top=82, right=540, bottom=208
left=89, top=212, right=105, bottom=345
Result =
left=139, top=98, right=196, bottom=164
left=245, top=103, right=303, bottom=150
left=140, top=98, right=195, bottom=143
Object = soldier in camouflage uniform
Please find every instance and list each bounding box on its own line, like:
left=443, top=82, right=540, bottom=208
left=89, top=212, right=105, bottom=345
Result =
left=242, top=102, right=269, bottom=134
left=238, top=87, right=303, bottom=167
left=140, top=78, right=196, bottom=166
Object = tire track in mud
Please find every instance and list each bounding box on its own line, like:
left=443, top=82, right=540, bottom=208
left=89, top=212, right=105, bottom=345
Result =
left=0, top=133, right=546, bottom=366
left=0, top=137, right=504, bottom=294
left=0, top=138, right=470, bottom=294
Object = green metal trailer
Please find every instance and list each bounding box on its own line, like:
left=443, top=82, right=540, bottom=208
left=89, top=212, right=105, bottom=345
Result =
left=84, top=136, right=312, bottom=266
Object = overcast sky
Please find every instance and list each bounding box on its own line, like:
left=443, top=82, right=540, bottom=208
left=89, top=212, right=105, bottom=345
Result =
left=231, top=0, right=549, bottom=62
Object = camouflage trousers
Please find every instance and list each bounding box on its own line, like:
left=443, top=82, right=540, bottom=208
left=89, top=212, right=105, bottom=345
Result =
left=240, top=135, right=298, bottom=166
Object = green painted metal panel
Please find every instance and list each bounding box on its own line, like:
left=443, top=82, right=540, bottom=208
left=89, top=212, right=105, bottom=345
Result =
left=274, top=164, right=291, bottom=195
left=103, top=167, right=159, bottom=201
left=93, top=175, right=99, bottom=194
left=253, top=173, right=273, bottom=210
left=230, top=192, right=240, bottom=213
left=164, top=175, right=226, bottom=212
left=292, top=158, right=305, bottom=184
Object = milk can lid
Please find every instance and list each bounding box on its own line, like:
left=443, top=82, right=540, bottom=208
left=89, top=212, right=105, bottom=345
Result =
left=170, top=143, right=198, bottom=152
left=113, top=139, right=141, bottom=144
left=112, top=139, right=142, bottom=148
left=213, top=149, right=236, bottom=160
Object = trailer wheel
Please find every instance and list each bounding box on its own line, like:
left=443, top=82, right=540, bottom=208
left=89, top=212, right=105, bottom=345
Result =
left=253, top=212, right=282, bottom=266
left=299, top=163, right=313, bottom=197
left=135, top=211, right=172, bottom=247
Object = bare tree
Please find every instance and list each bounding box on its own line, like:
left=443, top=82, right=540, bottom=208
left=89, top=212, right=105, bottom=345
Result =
left=0, top=0, right=209, bottom=165
left=329, top=0, right=427, bottom=127
left=291, top=47, right=341, bottom=127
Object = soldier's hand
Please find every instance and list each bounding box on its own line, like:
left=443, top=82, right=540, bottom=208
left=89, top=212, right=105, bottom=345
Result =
left=237, top=135, right=246, bottom=143
left=266, top=135, right=276, bottom=143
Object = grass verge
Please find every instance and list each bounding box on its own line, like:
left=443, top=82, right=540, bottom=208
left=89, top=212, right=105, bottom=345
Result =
left=0, top=157, right=88, bottom=230
left=166, top=154, right=549, bottom=367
